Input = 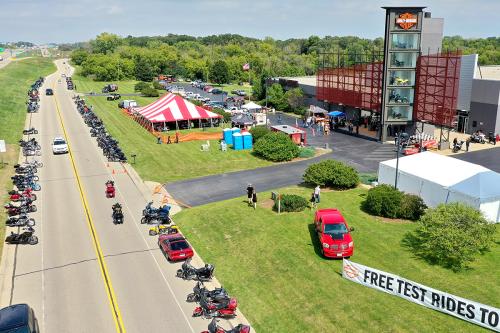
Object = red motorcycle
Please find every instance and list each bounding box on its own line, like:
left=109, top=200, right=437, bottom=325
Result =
left=9, top=188, right=37, bottom=202
left=201, top=318, right=250, bottom=333
left=193, top=294, right=238, bottom=318
left=105, top=180, right=115, bottom=198
left=5, top=203, right=37, bottom=216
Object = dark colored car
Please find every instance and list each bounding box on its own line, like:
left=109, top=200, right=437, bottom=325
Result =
left=211, top=88, right=223, bottom=94
left=0, top=304, right=39, bottom=333
left=45, top=88, right=53, bottom=96
left=158, top=233, right=194, bottom=261
left=107, top=93, right=121, bottom=101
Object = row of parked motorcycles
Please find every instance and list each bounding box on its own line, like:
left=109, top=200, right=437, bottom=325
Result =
left=175, top=259, right=250, bottom=332
left=5, top=79, right=46, bottom=246
left=26, top=77, right=43, bottom=113
left=73, top=96, right=127, bottom=162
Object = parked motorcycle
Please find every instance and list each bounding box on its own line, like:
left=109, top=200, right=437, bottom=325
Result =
left=193, top=293, right=238, bottom=318
left=5, top=202, right=37, bottom=216
left=202, top=318, right=251, bottom=333
left=9, top=188, right=37, bottom=202
left=487, top=131, right=496, bottom=145
left=141, top=202, right=171, bottom=224
left=6, top=214, right=35, bottom=227
left=5, top=227, right=38, bottom=245
left=470, top=133, right=485, bottom=144
left=176, top=258, right=214, bottom=281
left=23, top=127, right=38, bottom=135
left=14, top=164, right=37, bottom=174
left=452, top=140, right=464, bottom=153
left=187, top=281, right=229, bottom=303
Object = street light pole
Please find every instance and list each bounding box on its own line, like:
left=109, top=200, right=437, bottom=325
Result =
left=265, top=78, right=268, bottom=108
left=394, top=132, right=400, bottom=189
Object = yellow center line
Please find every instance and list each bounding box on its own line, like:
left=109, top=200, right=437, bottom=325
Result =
left=51, top=74, right=126, bottom=333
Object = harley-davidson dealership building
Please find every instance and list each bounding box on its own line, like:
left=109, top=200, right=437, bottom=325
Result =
left=279, top=6, right=500, bottom=142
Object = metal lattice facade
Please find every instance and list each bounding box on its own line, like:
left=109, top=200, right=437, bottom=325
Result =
left=316, top=51, right=384, bottom=113
left=413, top=51, right=461, bottom=127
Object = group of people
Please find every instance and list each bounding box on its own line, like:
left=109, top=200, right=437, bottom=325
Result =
left=157, top=132, right=180, bottom=144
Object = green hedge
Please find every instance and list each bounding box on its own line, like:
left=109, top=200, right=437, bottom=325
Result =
left=363, top=185, right=427, bottom=220
left=273, top=194, right=308, bottom=212
left=303, top=160, right=359, bottom=189
left=249, top=126, right=270, bottom=142
left=254, top=132, right=299, bottom=162
left=298, top=147, right=315, bottom=158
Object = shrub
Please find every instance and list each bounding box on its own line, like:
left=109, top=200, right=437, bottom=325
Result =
left=273, top=194, right=308, bottom=212
left=134, top=81, right=150, bottom=92
left=141, top=86, right=160, bottom=97
left=405, top=203, right=496, bottom=271
left=249, top=126, right=270, bottom=142
left=363, top=184, right=402, bottom=218
left=399, top=194, right=427, bottom=220
left=152, top=80, right=163, bottom=90
left=253, top=132, right=299, bottom=162
left=303, top=160, right=359, bottom=189
left=211, top=107, right=231, bottom=122
left=298, top=147, right=315, bottom=158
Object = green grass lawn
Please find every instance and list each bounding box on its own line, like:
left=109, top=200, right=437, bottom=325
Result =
left=0, top=57, right=56, bottom=258
left=175, top=186, right=499, bottom=333
left=72, top=74, right=272, bottom=183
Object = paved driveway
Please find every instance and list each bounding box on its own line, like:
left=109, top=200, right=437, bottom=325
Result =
left=452, top=147, right=500, bottom=172
left=166, top=131, right=397, bottom=207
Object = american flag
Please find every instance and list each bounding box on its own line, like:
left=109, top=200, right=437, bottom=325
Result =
left=242, top=63, right=250, bottom=71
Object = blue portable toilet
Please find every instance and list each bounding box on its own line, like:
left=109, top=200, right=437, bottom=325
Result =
left=232, top=127, right=241, bottom=137
left=223, top=128, right=233, bottom=145
left=233, top=133, right=243, bottom=150
left=242, top=132, right=253, bottom=149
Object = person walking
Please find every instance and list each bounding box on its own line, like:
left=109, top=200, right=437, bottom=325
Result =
left=310, top=192, right=317, bottom=210
left=252, top=191, right=258, bottom=210
left=314, top=185, right=321, bottom=204
left=465, top=137, right=470, bottom=152
left=246, top=184, right=254, bottom=205
left=157, top=135, right=161, bottom=144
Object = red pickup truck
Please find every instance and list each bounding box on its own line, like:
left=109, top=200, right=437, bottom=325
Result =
left=314, top=209, right=354, bottom=258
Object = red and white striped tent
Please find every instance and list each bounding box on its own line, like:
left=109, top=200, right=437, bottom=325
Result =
left=134, top=93, right=221, bottom=125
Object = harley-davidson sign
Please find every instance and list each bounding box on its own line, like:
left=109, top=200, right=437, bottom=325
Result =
left=396, top=13, right=417, bottom=30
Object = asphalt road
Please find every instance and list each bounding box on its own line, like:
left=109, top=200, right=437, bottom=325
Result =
left=0, top=49, right=13, bottom=70
left=166, top=132, right=395, bottom=207
left=453, top=146, right=500, bottom=172
left=1, top=60, right=246, bottom=332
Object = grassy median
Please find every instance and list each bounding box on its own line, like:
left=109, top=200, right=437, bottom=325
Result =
left=72, top=74, right=272, bottom=183
left=175, top=186, right=499, bottom=333
left=0, top=57, right=57, bottom=255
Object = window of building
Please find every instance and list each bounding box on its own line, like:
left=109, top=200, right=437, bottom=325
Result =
left=387, top=106, right=413, bottom=121
left=390, top=52, right=418, bottom=68
left=387, top=88, right=414, bottom=105
left=391, top=33, right=420, bottom=50
left=388, top=70, right=415, bottom=86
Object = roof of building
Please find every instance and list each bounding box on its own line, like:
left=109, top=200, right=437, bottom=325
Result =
left=282, top=76, right=317, bottom=87
left=476, top=66, right=500, bottom=81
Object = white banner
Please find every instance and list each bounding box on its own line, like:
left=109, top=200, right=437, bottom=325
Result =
left=343, top=260, right=500, bottom=332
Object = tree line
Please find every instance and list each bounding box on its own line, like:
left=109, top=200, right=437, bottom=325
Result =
left=70, top=33, right=499, bottom=84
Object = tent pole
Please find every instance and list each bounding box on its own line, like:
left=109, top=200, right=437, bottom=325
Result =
left=176, top=120, right=179, bottom=131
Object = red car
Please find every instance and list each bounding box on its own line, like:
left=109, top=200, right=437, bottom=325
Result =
left=158, top=233, right=194, bottom=261
left=314, top=209, right=354, bottom=258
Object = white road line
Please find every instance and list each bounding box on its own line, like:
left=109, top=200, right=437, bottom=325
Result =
left=64, top=76, right=196, bottom=333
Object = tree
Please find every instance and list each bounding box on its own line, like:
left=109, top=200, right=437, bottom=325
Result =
left=71, top=49, right=89, bottom=65
left=267, top=83, right=287, bottom=110
left=285, top=87, right=304, bottom=112
left=91, top=32, right=122, bottom=54
left=405, top=203, right=496, bottom=271
left=209, top=60, right=230, bottom=84
left=135, top=58, right=156, bottom=82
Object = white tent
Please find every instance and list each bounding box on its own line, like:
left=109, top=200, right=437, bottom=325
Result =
left=378, top=151, right=500, bottom=223
left=241, top=102, right=262, bottom=111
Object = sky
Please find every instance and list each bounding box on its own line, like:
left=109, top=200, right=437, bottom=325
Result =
left=0, top=0, right=499, bottom=44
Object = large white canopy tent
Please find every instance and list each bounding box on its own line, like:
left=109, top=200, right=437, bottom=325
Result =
left=378, top=152, right=500, bottom=223
left=241, top=102, right=262, bottom=112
